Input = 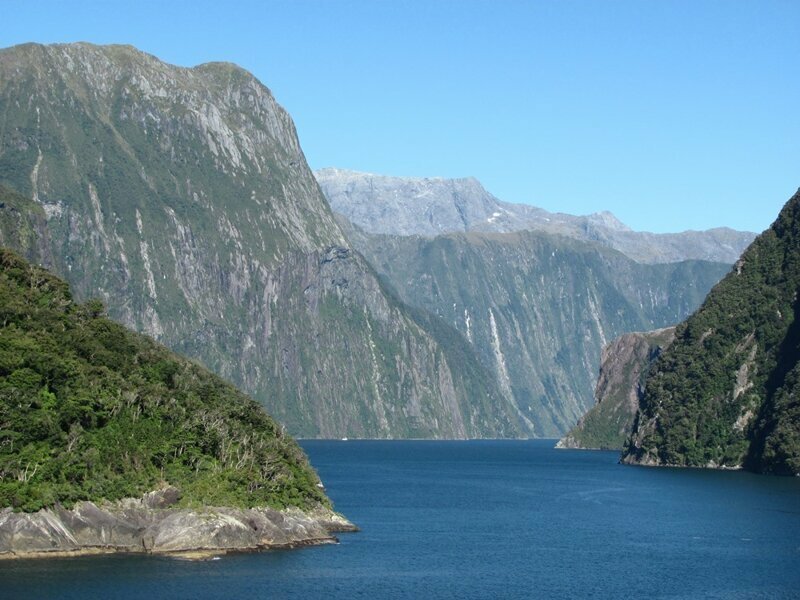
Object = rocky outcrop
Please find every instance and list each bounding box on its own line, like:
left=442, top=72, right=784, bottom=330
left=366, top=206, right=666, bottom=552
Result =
left=557, top=327, right=675, bottom=450
left=622, top=190, right=800, bottom=475
left=0, top=488, right=356, bottom=559
left=317, top=168, right=756, bottom=264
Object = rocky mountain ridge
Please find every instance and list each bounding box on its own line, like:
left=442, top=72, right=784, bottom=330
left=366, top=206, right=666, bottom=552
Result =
left=316, top=168, right=756, bottom=264
left=0, top=41, right=753, bottom=441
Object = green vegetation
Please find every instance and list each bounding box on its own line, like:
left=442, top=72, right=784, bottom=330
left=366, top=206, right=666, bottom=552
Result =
left=567, top=409, right=630, bottom=450
left=623, top=191, right=800, bottom=474
left=0, top=249, right=329, bottom=512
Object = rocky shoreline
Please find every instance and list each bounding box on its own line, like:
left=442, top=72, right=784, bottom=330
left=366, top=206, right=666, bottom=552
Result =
left=0, top=487, right=357, bottom=560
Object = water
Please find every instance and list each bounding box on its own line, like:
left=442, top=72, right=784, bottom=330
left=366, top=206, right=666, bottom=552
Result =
left=1, top=440, right=798, bottom=599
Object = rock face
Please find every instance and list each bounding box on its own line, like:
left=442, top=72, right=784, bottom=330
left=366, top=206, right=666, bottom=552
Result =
left=0, top=185, right=59, bottom=270
left=347, top=224, right=730, bottom=436
left=0, top=488, right=356, bottom=559
left=622, top=190, right=800, bottom=475
left=557, top=328, right=675, bottom=450
left=0, top=42, right=518, bottom=439
left=316, top=168, right=756, bottom=264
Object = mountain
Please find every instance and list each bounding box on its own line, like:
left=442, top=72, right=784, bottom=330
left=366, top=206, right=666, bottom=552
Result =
left=0, top=42, right=519, bottom=439
left=344, top=220, right=731, bottom=436
left=316, top=168, right=756, bottom=264
left=557, top=327, right=675, bottom=450
left=622, top=190, right=800, bottom=475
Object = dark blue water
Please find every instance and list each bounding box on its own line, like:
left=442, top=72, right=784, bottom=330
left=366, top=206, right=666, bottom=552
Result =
left=1, top=440, right=798, bottom=599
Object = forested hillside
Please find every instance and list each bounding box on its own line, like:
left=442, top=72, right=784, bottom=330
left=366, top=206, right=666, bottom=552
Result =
left=0, top=249, right=329, bottom=512
left=623, top=191, right=800, bottom=475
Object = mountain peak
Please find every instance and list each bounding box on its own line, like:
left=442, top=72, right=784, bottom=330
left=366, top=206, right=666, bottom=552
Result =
left=587, top=210, right=631, bottom=232
left=316, top=169, right=755, bottom=263
left=315, top=168, right=503, bottom=237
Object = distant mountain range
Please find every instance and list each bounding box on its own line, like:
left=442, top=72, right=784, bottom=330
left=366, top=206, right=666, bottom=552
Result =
left=319, top=169, right=743, bottom=435
left=316, top=168, right=756, bottom=264
left=339, top=219, right=730, bottom=436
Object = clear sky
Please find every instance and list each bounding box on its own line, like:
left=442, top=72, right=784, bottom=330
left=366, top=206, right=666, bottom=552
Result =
left=2, top=0, right=797, bottom=233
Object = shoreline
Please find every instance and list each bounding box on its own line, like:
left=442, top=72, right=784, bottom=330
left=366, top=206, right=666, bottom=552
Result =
left=0, top=488, right=357, bottom=561
left=0, top=533, right=347, bottom=562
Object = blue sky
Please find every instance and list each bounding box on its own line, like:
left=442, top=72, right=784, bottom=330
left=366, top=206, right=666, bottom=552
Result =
left=2, top=0, right=797, bottom=233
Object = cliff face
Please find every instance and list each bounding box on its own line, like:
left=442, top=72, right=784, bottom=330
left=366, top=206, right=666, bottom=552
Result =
left=622, top=190, right=800, bottom=475
left=0, top=42, right=518, bottom=439
left=347, top=224, right=730, bottom=436
left=317, top=168, right=755, bottom=264
left=0, top=185, right=58, bottom=270
left=557, top=328, right=675, bottom=450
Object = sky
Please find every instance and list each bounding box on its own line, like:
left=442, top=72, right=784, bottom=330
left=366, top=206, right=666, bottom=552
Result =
left=1, top=0, right=798, bottom=234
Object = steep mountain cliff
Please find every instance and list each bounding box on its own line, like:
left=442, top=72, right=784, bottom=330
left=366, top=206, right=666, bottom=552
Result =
left=622, top=190, right=800, bottom=475
left=0, top=42, right=518, bottom=439
left=345, top=222, right=731, bottom=436
left=557, top=327, right=675, bottom=450
left=316, top=168, right=755, bottom=264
